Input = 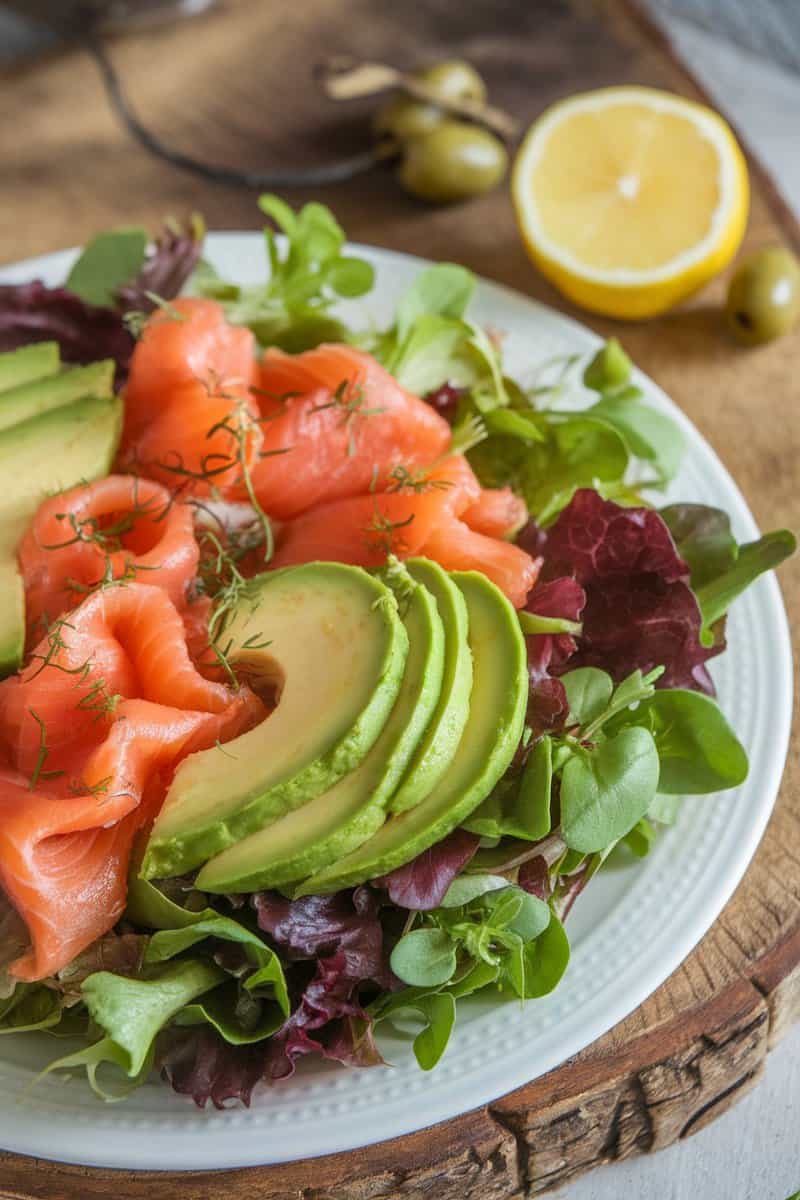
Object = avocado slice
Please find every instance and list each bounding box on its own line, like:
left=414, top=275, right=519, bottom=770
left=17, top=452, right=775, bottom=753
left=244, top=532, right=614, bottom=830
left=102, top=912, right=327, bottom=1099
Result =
left=0, top=342, right=60, bottom=394
left=142, top=564, right=409, bottom=880
left=0, top=394, right=123, bottom=676
left=389, top=558, right=473, bottom=814
left=298, top=571, right=528, bottom=896
left=196, top=571, right=446, bottom=893
left=0, top=360, right=115, bottom=434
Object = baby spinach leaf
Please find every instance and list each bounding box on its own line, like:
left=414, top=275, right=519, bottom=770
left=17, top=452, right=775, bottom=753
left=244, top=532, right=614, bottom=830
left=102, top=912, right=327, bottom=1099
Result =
left=660, top=503, right=738, bottom=589
left=561, top=726, right=660, bottom=852
left=447, top=959, right=499, bottom=998
left=439, top=873, right=509, bottom=908
left=463, top=736, right=553, bottom=842
left=521, top=913, right=570, bottom=998
left=562, top=667, right=613, bottom=727
left=482, top=888, right=550, bottom=941
left=580, top=667, right=663, bottom=738
left=514, top=416, right=630, bottom=525
left=66, top=228, right=148, bottom=308
left=390, top=928, right=458, bottom=988
left=694, top=530, right=796, bottom=630
left=609, top=688, right=748, bottom=794
left=588, top=393, right=684, bottom=483
left=371, top=987, right=457, bottom=1070
left=407, top=992, right=457, bottom=1069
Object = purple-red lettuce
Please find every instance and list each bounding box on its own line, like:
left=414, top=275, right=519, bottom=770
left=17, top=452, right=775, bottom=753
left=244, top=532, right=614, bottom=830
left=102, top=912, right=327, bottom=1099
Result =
left=374, top=829, right=481, bottom=910
left=0, top=282, right=134, bottom=384
left=540, top=490, right=722, bottom=694
left=115, top=219, right=204, bottom=315
left=523, top=576, right=587, bottom=739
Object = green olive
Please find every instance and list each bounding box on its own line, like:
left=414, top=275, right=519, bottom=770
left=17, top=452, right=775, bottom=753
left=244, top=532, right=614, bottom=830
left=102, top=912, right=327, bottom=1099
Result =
left=725, top=246, right=800, bottom=345
left=373, top=96, right=444, bottom=141
left=398, top=120, right=508, bottom=204
left=412, top=59, right=488, bottom=105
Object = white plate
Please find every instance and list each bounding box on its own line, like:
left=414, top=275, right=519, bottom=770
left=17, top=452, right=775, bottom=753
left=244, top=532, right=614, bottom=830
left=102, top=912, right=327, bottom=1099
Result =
left=0, top=235, right=792, bottom=1171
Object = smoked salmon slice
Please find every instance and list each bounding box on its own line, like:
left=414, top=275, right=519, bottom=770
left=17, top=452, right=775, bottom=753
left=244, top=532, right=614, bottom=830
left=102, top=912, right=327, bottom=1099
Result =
left=462, top=487, right=528, bottom=540
left=270, top=455, right=480, bottom=570
left=122, top=298, right=256, bottom=444
left=420, top=518, right=541, bottom=609
left=119, top=299, right=260, bottom=495
left=0, top=583, right=263, bottom=982
left=0, top=583, right=246, bottom=780
left=246, top=345, right=451, bottom=518
left=19, top=476, right=199, bottom=639
left=0, top=699, right=257, bottom=982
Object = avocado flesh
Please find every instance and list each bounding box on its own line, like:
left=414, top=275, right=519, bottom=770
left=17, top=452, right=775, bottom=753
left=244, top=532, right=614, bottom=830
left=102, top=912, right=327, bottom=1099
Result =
left=389, top=558, right=473, bottom=814
left=0, top=394, right=123, bottom=676
left=298, top=571, right=528, bottom=896
left=196, top=575, right=446, bottom=893
left=0, top=342, right=60, bottom=393
left=0, top=360, right=115, bottom=434
left=142, top=564, right=409, bottom=879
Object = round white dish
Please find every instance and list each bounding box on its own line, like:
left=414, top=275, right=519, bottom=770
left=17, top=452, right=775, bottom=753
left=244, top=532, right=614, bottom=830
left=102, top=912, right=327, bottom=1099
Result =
left=0, top=234, right=792, bottom=1171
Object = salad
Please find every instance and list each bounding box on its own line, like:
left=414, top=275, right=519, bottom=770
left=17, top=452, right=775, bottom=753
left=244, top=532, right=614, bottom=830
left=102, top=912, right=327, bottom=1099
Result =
left=0, top=199, right=793, bottom=1109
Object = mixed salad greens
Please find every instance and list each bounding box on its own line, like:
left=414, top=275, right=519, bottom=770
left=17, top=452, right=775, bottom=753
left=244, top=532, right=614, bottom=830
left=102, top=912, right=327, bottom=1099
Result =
left=0, top=199, right=793, bottom=1109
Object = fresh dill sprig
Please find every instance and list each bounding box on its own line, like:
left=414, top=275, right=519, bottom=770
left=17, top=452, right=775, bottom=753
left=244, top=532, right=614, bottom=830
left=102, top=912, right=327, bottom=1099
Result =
left=28, top=709, right=65, bottom=789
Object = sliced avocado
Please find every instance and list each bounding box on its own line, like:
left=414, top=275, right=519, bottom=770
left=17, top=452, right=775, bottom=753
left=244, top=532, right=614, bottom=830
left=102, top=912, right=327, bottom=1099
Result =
left=142, top=564, right=409, bottom=880
left=298, top=571, right=528, bottom=896
left=0, top=360, right=115, bottom=434
left=0, top=342, right=60, bottom=394
left=196, top=571, right=446, bottom=893
left=389, top=557, right=473, bottom=813
left=0, top=394, right=123, bottom=676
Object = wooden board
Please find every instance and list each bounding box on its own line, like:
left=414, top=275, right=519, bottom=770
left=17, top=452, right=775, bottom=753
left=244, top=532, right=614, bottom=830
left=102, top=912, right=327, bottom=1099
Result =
left=0, top=0, right=798, bottom=1195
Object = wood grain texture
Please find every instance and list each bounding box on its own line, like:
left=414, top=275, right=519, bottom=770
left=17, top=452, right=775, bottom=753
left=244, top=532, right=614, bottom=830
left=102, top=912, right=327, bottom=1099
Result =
left=0, top=0, right=797, bottom=1195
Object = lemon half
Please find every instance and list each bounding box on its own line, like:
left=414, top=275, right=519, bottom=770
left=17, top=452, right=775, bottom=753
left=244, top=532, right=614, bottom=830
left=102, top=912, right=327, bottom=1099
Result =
left=512, top=87, right=749, bottom=319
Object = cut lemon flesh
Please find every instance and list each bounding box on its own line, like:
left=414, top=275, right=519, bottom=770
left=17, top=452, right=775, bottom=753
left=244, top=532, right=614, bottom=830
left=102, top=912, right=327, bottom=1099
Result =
left=513, top=87, right=749, bottom=318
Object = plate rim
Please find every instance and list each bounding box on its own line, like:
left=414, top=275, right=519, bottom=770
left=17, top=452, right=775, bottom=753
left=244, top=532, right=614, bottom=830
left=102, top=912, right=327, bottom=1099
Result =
left=0, top=232, right=792, bottom=1171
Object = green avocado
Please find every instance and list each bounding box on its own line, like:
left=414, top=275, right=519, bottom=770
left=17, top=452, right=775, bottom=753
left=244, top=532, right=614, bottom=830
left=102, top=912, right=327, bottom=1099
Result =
left=196, top=570, right=446, bottom=893
left=0, top=360, right=115, bottom=434
left=389, top=557, right=473, bottom=814
left=142, top=563, right=409, bottom=880
left=0, top=342, right=60, bottom=394
left=0, top=394, right=123, bottom=676
left=298, top=570, right=528, bottom=896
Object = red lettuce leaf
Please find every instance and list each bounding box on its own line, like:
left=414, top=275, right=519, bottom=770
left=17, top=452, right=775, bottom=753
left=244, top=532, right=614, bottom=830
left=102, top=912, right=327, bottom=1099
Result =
left=543, top=489, right=689, bottom=583
left=518, top=856, right=552, bottom=900
left=0, top=281, right=134, bottom=384
left=373, top=829, right=480, bottom=910
left=541, top=490, right=721, bottom=694
left=157, top=1026, right=267, bottom=1109
left=262, top=952, right=383, bottom=1082
left=523, top=576, right=586, bottom=739
left=250, top=887, right=389, bottom=983
left=115, top=219, right=203, bottom=314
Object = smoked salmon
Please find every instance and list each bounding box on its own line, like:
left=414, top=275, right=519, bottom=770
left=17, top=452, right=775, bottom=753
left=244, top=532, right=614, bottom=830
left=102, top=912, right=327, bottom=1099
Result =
left=246, top=345, right=451, bottom=518
left=0, top=584, right=263, bottom=980
left=19, top=476, right=199, bottom=639
left=119, top=299, right=261, bottom=495
left=462, top=487, right=528, bottom=540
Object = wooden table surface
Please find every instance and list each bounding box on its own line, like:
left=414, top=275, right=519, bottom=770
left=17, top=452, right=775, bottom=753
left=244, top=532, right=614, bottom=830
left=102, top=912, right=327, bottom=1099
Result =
left=0, top=1, right=797, bottom=1196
